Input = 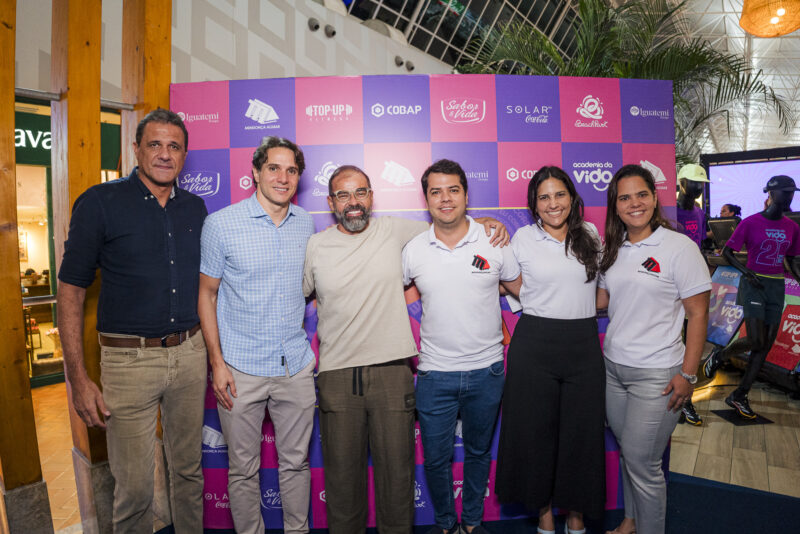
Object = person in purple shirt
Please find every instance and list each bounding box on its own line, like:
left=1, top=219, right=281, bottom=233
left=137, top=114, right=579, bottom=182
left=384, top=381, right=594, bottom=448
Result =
left=704, top=175, right=800, bottom=419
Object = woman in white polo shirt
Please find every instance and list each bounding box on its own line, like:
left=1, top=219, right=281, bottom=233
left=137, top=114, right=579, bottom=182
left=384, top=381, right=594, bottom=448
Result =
left=496, top=166, right=604, bottom=534
left=598, top=164, right=710, bottom=534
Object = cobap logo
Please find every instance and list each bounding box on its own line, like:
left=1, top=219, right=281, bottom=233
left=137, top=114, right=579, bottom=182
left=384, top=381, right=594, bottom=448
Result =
left=319, top=490, right=326, bottom=503
left=381, top=160, right=415, bottom=186
left=506, top=167, right=535, bottom=182
left=179, top=171, right=221, bottom=196
left=371, top=102, right=422, bottom=118
left=575, top=95, right=608, bottom=128
left=504, top=104, right=552, bottom=124
left=572, top=161, right=613, bottom=191
left=244, top=98, right=279, bottom=127
left=204, top=492, right=231, bottom=509
left=414, top=481, right=427, bottom=509
left=305, top=103, right=353, bottom=121
left=239, top=175, right=253, bottom=190
left=441, top=98, right=486, bottom=124
left=260, top=488, right=282, bottom=510
left=175, top=110, right=220, bottom=124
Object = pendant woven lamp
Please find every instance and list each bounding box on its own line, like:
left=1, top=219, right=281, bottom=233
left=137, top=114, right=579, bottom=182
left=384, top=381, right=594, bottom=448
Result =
left=740, top=0, right=800, bottom=37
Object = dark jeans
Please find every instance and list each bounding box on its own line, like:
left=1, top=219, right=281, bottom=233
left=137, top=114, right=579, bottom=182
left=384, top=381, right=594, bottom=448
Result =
left=416, top=360, right=505, bottom=529
left=317, top=361, right=416, bottom=534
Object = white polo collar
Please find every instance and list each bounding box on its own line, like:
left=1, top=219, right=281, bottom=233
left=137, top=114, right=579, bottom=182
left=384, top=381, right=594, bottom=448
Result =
left=427, top=215, right=480, bottom=250
left=533, top=220, right=566, bottom=244
left=622, top=225, right=667, bottom=248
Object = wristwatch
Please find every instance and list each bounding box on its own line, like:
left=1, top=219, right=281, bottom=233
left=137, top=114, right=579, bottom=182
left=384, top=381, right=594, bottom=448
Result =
left=679, top=370, right=698, bottom=384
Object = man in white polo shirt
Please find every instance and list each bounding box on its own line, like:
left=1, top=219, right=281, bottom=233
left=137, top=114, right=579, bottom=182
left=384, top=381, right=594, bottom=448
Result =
left=402, top=159, right=521, bottom=534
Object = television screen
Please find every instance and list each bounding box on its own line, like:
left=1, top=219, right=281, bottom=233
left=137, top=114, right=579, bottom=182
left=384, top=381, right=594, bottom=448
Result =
left=709, top=159, right=800, bottom=218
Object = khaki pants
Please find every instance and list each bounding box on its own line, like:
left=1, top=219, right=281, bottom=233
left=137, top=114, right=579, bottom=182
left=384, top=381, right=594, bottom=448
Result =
left=217, top=360, right=316, bottom=534
left=100, top=329, right=207, bottom=534
left=317, top=361, right=416, bottom=534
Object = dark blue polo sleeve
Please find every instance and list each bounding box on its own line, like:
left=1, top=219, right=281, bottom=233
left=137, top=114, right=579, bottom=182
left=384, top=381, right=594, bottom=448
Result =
left=58, top=188, right=105, bottom=288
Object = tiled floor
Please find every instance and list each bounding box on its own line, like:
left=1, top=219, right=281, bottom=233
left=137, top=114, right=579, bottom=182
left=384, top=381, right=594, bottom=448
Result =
left=31, top=366, right=800, bottom=532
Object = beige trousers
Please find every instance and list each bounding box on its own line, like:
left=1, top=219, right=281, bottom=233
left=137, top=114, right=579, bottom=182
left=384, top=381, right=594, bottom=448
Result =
left=217, top=359, right=316, bottom=534
left=100, top=329, right=207, bottom=534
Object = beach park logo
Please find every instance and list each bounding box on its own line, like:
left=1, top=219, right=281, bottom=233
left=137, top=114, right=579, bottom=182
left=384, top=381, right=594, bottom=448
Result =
left=315, top=161, right=340, bottom=188
left=441, top=98, right=486, bottom=124
left=179, top=171, right=221, bottom=197
left=305, top=103, right=354, bottom=121
left=414, top=481, right=427, bottom=509
left=575, top=95, right=608, bottom=128
left=244, top=98, right=280, bottom=129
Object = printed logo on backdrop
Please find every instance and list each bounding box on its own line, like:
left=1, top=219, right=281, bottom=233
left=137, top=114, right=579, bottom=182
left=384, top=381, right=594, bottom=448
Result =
left=620, top=78, right=675, bottom=143
left=315, top=161, right=339, bottom=190
left=305, top=103, right=354, bottom=122
left=204, top=491, right=231, bottom=510
left=381, top=160, right=416, bottom=187
left=364, top=142, right=430, bottom=210
left=430, top=142, right=499, bottom=206
left=441, top=97, right=486, bottom=124
left=298, top=144, right=364, bottom=212
left=363, top=75, right=431, bottom=142
left=181, top=149, right=231, bottom=214
left=245, top=99, right=280, bottom=127
left=261, top=488, right=282, bottom=510
left=414, top=481, right=427, bottom=509
left=640, top=159, right=668, bottom=190
left=505, top=167, right=535, bottom=183
left=176, top=111, right=221, bottom=124
left=496, top=75, right=561, bottom=142
left=562, top=142, right=622, bottom=206
left=559, top=77, right=621, bottom=142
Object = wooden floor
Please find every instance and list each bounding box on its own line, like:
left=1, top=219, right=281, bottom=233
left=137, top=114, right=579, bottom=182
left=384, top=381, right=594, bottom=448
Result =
left=670, top=368, right=800, bottom=498
left=31, top=368, right=800, bottom=531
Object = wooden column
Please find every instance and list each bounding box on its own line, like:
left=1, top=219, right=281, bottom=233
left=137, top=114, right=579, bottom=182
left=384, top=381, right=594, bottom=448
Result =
left=51, top=1, right=111, bottom=531
left=121, top=0, right=172, bottom=172
left=0, top=1, right=54, bottom=530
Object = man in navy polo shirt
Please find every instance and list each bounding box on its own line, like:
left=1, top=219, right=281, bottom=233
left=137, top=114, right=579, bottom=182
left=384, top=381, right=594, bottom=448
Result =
left=58, top=109, right=208, bottom=533
left=402, top=159, right=520, bottom=534
left=198, top=137, right=316, bottom=534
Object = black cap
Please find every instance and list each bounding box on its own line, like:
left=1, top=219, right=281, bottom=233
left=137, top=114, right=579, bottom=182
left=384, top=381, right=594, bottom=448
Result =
left=763, top=175, right=799, bottom=193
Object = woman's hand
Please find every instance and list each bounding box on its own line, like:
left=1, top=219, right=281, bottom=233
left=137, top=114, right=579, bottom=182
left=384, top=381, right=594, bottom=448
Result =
left=662, top=374, right=695, bottom=412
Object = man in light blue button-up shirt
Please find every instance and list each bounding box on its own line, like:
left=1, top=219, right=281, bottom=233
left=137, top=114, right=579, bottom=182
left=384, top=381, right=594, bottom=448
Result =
left=198, top=137, right=316, bottom=534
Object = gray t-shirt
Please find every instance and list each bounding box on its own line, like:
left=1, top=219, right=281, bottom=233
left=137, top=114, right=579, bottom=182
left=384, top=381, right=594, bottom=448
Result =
left=303, top=216, right=428, bottom=372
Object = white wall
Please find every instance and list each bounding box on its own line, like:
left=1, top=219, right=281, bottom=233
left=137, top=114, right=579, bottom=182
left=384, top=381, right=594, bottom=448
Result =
left=15, top=0, right=450, bottom=101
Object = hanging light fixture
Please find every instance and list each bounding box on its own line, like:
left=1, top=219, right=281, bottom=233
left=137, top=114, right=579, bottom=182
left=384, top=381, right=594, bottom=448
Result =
left=740, top=0, right=800, bottom=37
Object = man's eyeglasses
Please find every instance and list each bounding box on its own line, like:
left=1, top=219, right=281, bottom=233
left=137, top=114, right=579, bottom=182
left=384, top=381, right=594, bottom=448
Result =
left=331, top=188, right=371, bottom=203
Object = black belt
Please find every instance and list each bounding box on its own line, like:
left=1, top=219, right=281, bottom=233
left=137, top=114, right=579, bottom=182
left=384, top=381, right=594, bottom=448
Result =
left=99, top=324, right=201, bottom=348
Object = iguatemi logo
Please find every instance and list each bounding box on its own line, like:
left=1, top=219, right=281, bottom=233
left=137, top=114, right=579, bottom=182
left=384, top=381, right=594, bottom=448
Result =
left=305, top=103, right=353, bottom=121
left=260, top=488, right=282, bottom=510
left=472, top=255, right=490, bottom=270
left=176, top=111, right=220, bottom=124
left=506, top=167, right=535, bottom=182
left=642, top=257, right=661, bottom=273
left=575, top=95, right=608, bottom=128
left=572, top=161, right=613, bottom=191
left=441, top=98, right=486, bottom=124
left=371, top=102, right=422, bottom=118
left=244, top=98, right=280, bottom=129
left=179, top=171, right=220, bottom=197
left=629, top=105, right=670, bottom=120
left=381, top=160, right=415, bottom=186
left=504, top=104, right=552, bottom=124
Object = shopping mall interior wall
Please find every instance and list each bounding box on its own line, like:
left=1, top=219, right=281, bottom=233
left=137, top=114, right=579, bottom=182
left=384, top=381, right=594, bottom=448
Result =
left=15, top=0, right=450, bottom=102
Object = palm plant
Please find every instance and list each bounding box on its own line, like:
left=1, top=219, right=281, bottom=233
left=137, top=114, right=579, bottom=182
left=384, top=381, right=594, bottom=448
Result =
left=460, top=0, right=795, bottom=164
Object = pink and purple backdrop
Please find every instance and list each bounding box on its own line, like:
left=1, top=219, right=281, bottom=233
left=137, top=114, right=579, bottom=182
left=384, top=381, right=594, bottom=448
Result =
left=171, top=74, right=677, bottom=529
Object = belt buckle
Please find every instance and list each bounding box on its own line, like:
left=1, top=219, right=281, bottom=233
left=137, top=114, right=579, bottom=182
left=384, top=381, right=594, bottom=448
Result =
left=160, top=334, right=173, bottom=348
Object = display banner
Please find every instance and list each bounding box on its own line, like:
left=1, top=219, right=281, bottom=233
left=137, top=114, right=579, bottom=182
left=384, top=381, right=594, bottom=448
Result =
left=707, top=266, right=744, bottom=346
left=172, top=74, right=676, bottom=529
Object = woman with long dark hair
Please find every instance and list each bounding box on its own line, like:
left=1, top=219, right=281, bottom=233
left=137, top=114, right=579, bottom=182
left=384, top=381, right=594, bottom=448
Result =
left=496, top=166, right=604, bottom=534
left=598, top=164, right=710, bottom=534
